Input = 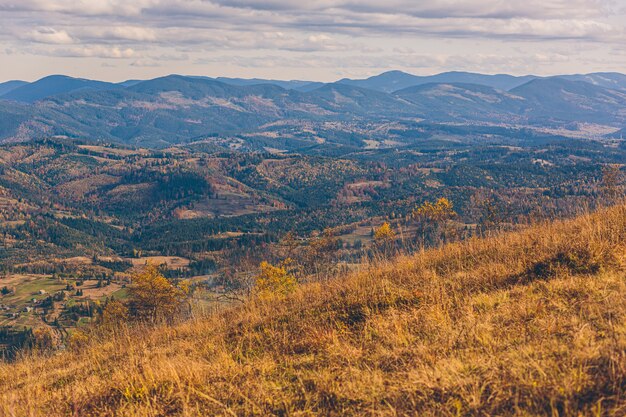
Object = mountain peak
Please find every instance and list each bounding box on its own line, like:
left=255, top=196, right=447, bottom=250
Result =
left=1, top=75, right=119, bottom=103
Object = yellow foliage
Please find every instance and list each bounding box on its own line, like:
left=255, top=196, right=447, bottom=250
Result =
left=67, top=330, right=90, bottom=351
left=128, top=264, right=189, bottom=323
left=413, top=197, right=456, bottom=222
left=99, top=299, right=129, bottom=326
left=255, top=260, right=297, bottom=297
left=374, top=222, right=396, bottom=242
left=31, top=327, right=56, bottom=351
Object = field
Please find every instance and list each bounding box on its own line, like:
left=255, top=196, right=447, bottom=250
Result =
left=173, top=193, right=280, bottom=219
left=128, top=256, right=190, bottom=269
left=0, top=273, right=123, bottom=328
left=0, top=255, right=197, bottom=333
left=0, top=275, right=66, bottom=327
left=1, top=204, right=625, bottom=416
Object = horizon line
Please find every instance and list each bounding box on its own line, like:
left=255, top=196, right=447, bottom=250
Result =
left=3, top=69, right=625, bottom=85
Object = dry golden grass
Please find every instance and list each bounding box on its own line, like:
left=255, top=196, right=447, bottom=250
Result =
left=2, top=205, right=626, bottom=416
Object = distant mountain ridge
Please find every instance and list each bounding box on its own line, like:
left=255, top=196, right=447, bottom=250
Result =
left=4, top=70, right=626, bottom=103
left=214, top=77, right=324, bottom=92
left=509, top=77, right=626, bottom=124
left=1, top=75, right=121, bottom=103
left=338, top=70, right=538, bottom=93
left=559, top=73, right=626, bottom=92
left=394, top=82, right=527, bottom=122
left=0, top=71, right=625, bottom=147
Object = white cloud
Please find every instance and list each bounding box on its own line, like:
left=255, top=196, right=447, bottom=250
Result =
left=49, top=45, right=136, bottom=58
left=21, top=27, right=74, bottom=44
left=0, top=0, right=154, bottom=16
left=82, top=26, right=158, bottom=42
left=212, top=0, right=610, bottom=19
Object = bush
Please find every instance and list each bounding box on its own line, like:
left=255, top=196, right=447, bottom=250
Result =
left=255, top=260, right=297, bottom=298
left=67, top=330, right=90, bottom=352
left=127, top=264, right=189, bottom=323
left=99, top=299, right=129, bottom=327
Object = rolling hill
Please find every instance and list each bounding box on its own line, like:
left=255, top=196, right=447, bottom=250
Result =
left=1, top=203, right=625, bottom=415
left=215, top=76, right=324, bottom=91
left=0, top=80, right=28, bottom=96
left=0, top=75, right=120, bottom=103
left=560, top=72, right=626, bottom=92
left=394, top=82, right=527, bottom=121
left=339, top=70, right=538, bottom=93
left=510, top=77, right=626, bottom=124
left=307, top=82, right=422, bottom=116
left=0, top=101, right=32, bottom=141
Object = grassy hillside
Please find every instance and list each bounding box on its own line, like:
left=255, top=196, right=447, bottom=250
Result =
left=2, top=205, right=626, bottom=416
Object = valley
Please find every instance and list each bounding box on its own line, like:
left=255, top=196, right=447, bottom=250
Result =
left=0, top=123, right=623, bottom=354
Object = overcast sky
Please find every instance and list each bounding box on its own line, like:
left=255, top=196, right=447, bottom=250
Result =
left=1, top=0, right=625, bottom=82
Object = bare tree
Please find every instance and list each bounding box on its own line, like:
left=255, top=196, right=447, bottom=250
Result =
left=601, top=164, right=624, bottom=206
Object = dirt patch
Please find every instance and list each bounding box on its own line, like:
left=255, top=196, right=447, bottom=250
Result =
left=127, top=256, right=190, bottom=269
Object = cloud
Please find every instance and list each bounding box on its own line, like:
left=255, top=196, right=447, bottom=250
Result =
left=130, top=59, right=161, bottom=67
left=0, top=0, right=152, bottom=17
left=149, top=52, right=189, bottom=61
left=212, top=0, right=609, bottom=19
left=21, top=27, right=74, bottom=44
left=0, top=0, right=624, bottom=79
left=48, top=45, right=136, bottom=58
left=81, top=26, right=158, bottom=42
left=1, top=0, right=619, bottom=42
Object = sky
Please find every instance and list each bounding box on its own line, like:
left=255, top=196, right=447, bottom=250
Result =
left=0, top=0, right=625, bottom=82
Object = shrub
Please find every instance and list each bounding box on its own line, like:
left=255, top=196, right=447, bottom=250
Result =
left=99, top=299, right=129, bottom=327
left=374, top=222, right=396, bottom=242
left=255, top=260, right=297, bottom=298
left=127, top=264, right=189, bottom=323
left=66, top=330, right=90, bottom=352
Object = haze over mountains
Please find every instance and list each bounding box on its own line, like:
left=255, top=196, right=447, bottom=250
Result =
left=0, top=70, right=625, bottom=148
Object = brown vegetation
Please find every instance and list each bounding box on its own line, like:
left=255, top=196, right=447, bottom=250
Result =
left=1, top=204, right=626, bottom=416
left=126, top=265, right=189, bottom=324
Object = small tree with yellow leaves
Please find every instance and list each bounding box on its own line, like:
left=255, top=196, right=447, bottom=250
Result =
left=32, top=326, right=57, bottom=352
left=470, top=191, right=506, bottom=236
left=255, top=260, right=297, bottom=298
left=413, top=198, right=457, bottom=246
left=99, top=299, right=129, bottom=327
left=67, top=329, right=90, bottom=352
left=127, top=264, right=189, bottom=323
left=374, top=222, right=395, bottom=242
left=373, top=222, right=396, bottom=255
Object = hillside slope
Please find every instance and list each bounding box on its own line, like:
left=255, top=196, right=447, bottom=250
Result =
left=1, top=75, right=120, bottom=103
left=510, top=78, right=626, bottom=124
left=2, top=205, right=626, bottom=416
left=337, top=70, right=537, bottom=92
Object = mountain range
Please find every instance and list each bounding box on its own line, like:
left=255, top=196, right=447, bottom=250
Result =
left=0, top=70, right=625, bottom=148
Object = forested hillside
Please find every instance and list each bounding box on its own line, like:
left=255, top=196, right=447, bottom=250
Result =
left=0, top=135, right=623, bottom=351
